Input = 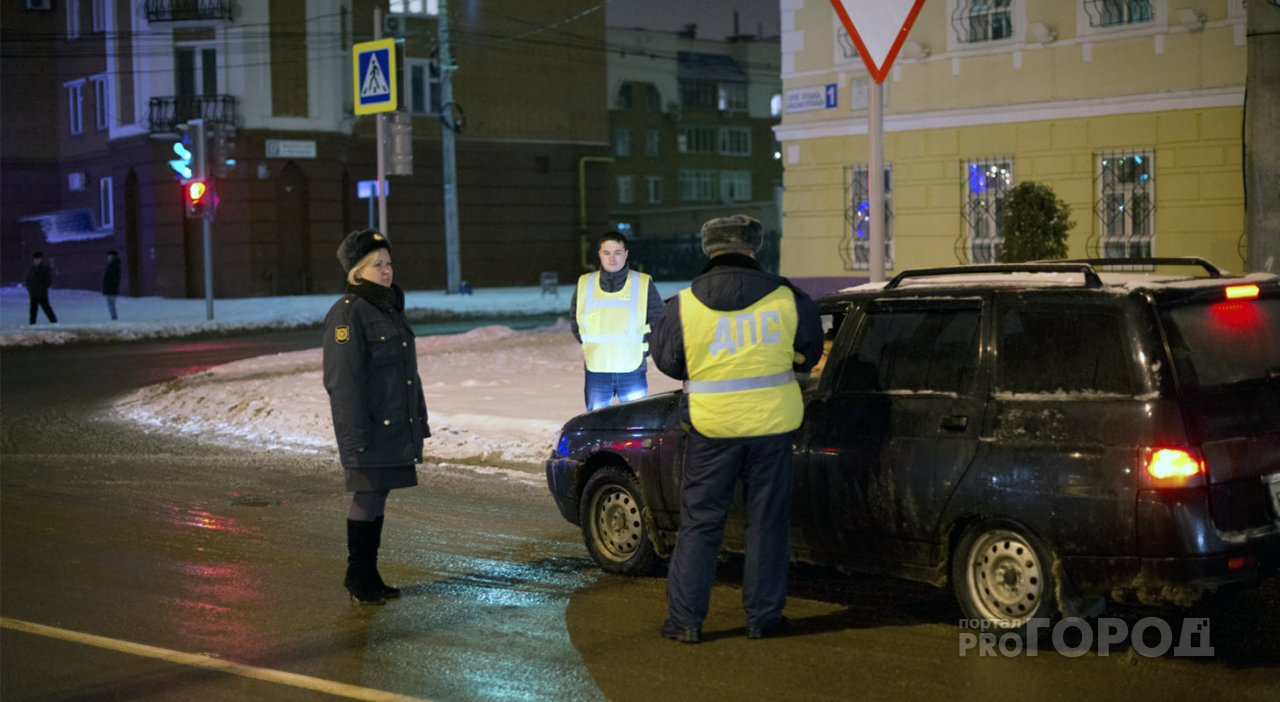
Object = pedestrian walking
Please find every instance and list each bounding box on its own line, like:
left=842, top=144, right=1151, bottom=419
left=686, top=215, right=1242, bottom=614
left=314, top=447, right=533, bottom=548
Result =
left=322, top=228, right=431, bottom=605
left=24, top=251, right=57, bottom=325
left=649, top=214, right=823, bottom=643
left=569, top=231, right=664, bottom=411
left=103, top=250, right=121, bottom=321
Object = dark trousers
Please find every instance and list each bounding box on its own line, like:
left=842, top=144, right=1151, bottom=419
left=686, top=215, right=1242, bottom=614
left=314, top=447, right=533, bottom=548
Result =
left=584, top=364, right=648, bottom=411
left=29, top=295, right=56, bottom=324
left=666, top=430, right=794, bottom=629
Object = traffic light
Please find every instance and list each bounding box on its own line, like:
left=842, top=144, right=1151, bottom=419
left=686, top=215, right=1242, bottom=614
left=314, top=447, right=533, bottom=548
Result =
left=185, top=180, right=212, bottom=219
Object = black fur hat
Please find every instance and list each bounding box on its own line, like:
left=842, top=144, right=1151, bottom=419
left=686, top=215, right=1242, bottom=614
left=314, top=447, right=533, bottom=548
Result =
left=700, top=214, right=763, bottom=256
left=336, top=228, right=391, bottom=273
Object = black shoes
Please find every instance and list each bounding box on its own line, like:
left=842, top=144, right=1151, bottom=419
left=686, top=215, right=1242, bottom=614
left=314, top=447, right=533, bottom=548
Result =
left=747, top=616, right=792, bottom=640
left=661, top=619, right=701, bottom=644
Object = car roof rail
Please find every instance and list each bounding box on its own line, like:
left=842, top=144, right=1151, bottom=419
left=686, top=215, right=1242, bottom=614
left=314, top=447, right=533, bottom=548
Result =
left=885, top=263, right=1104, bottom=290
left=1053, top=257, right=1225, bottom=278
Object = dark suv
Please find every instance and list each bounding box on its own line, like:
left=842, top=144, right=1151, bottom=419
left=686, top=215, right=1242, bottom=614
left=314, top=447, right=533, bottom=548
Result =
left=546, top=258, right=1280, bottom=631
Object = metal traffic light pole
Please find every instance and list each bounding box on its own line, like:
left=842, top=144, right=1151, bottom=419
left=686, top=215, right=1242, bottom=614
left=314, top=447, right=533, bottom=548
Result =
left=187, top=118, right=215, bottom=320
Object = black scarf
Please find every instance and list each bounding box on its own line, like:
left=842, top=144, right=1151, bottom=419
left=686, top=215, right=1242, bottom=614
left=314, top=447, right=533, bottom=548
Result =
left=347, top=281, right=405, bottom=313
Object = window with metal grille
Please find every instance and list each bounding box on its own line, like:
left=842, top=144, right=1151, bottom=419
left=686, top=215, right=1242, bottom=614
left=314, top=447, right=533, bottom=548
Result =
left=951, top=0, right=1013, bottom=43
left=1096, top=151, right=1154, bottom=258
left=719, top=127, right=751, bottom=156
left=677, top=126, right=716, bottom=154
left=1083, top=0, right=1151, bottom=28
left=843, top=165, right=894, bottom=270
left=679, top=170, right=717, bottom=201
left=717, top=83, right=748, bottom=112
left=963, top=158, right=1013, bottom=263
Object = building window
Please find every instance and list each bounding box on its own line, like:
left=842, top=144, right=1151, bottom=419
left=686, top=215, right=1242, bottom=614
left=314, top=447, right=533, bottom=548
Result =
left=92, top=0, right=107, bottom=32
left=99, top=177, right=114, bottom=228
left=645, top=129, right=660, bottom=157
left=176, top=45, right=218, bottom=98
left=963, top=158, right=1013, bottom=263
left=844, top=165, right=895, bottom=270
left=645, top=85, right=662, bottom=113
left=718, top=82, right=748, bottom=112
left=679, top=170, right=717, bottom=201
left=66, top=0, right=80, bottom=39
left=646, top=176, right=663, bottom=204
left=65, top=80, right=85, bottom=135
left=719, top=127, right=752, bottom=156
left=616, top=83, right=632, bottom=110
left=92, top=74, right=110, bottom=130
left=679, top=80, right=717, bottom=109
left=390, top=0, right=438, bottom=15
left=616, top=175, right=634, bottom=204
left=614, top=128, right=631, bottom=157
left=406, top=59, right=441, bottom=115
left=677, top=126, right=716, bottom=154
left=720, top=171, right=752, bottom=201
left=1097, top=151, right=1154, bottom=258
left=1084, top=0, right=1151, bottom=28
left=951, top=0, right=1013, bottom=43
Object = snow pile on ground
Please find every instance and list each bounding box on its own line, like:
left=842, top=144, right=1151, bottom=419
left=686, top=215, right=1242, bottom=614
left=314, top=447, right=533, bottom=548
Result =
left=0, top=284, right=588, bottom=347
left=111, top=320, right=683, bottom=484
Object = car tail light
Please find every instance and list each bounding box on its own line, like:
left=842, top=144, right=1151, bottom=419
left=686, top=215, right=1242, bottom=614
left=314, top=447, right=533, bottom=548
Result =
left=1141, top=447, right=1206, bottom=489
left=1224, top=284, right=1259, bottom=300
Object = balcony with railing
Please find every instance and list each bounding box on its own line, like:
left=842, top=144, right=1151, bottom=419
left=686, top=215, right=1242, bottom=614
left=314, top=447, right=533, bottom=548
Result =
left=144, top=0, right=235, bottom=22
left=147, top=95, right=238, bottom=134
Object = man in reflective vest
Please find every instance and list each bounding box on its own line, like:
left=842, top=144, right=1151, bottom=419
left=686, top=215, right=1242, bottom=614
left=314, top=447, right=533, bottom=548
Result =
left=650, top=214, right=823, bottom=643
left=570, top=231, right=664, bottom=411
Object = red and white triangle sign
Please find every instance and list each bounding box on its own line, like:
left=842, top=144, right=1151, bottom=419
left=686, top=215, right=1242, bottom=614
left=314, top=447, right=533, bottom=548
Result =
left=829, top=0, right=928, bottom=84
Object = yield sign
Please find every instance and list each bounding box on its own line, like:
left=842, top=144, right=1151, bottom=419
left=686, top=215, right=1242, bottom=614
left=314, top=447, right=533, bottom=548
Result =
left=829, top=0, right=928, bottom=84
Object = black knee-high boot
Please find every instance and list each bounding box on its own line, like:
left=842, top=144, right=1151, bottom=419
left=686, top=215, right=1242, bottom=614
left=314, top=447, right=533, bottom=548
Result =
left=345, top=519, right=386, bottom=605
left=371, top=516, right=401, bottom=598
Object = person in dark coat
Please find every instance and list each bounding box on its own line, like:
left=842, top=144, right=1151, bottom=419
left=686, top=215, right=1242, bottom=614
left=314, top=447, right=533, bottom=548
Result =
left=649, top=214, right=823, bottom=643
left=24, top=251, right=57, bottom=325
left=102, top=250, right=121, bottom=320
left=322, top=228, right=431, bottom=605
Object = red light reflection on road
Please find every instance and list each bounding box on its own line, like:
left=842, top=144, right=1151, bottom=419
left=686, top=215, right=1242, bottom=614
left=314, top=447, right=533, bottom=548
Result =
left=161, top=502, right=250, bottom=534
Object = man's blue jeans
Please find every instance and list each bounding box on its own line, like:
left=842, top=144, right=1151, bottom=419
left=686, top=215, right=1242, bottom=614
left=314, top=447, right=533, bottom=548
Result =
left=584, top=364, right=648, bottom=411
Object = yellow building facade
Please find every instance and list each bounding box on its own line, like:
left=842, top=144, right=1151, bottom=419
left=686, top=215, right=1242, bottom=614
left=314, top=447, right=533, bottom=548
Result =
left=776, top=0, right=1248, bottom=277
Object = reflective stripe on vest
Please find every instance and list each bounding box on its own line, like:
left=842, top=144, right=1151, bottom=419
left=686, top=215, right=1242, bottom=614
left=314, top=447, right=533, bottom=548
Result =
left=576, top=270, right=651, bottom=372
left=679, top=285, right=804, bottom=438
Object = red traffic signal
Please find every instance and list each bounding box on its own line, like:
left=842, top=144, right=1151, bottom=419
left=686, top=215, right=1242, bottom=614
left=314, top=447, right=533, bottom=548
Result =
left=184, top=180, right=213, bottom=219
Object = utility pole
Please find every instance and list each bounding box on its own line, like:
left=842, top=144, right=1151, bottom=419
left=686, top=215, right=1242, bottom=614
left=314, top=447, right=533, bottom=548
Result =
left=439, top=0, right=462, bottom=293
left=374, top=6, right=388, bottom=236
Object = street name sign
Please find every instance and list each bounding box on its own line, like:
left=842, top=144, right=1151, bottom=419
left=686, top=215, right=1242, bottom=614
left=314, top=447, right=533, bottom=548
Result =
left=353, top=38, right=398, bottom=115
left=829, top=0, right=927, bottom=84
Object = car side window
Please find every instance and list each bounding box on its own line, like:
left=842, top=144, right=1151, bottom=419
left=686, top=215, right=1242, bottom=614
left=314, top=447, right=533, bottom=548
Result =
left=996, top=303, right=1135, bottom=395
left=836, top=304, right=981, bottom=395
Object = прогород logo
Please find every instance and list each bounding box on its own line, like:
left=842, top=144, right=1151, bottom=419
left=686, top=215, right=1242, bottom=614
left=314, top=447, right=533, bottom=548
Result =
left=958, top=617, right=1214, bottom=658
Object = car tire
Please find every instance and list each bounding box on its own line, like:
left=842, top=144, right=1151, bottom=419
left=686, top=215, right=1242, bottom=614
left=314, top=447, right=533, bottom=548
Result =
left=579, top=465, right=660, bottom=576
left=953, top=521, right=1057, bottom=635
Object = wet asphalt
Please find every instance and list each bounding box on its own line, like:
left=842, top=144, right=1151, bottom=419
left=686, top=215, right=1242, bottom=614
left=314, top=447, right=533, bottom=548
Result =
left=1, top=329, right=1278, bottom=701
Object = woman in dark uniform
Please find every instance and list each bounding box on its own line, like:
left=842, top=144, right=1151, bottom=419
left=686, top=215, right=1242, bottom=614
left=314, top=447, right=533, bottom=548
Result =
left=322, top=228, right=430, bottom=605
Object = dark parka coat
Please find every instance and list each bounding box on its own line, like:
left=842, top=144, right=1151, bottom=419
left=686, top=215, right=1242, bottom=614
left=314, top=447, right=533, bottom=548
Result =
left=323, top=282, right=430, bottom=479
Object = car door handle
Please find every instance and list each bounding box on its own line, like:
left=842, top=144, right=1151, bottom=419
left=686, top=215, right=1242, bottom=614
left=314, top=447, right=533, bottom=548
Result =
left=940, top=415, right=968, bottom=431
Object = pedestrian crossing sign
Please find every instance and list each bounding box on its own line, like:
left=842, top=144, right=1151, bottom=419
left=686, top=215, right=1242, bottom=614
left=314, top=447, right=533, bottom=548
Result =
left=353, top=39, right=397, bottom=115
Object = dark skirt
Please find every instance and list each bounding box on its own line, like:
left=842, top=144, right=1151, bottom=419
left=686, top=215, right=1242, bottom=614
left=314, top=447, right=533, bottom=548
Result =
left=345, top=465, right=418, bottom=492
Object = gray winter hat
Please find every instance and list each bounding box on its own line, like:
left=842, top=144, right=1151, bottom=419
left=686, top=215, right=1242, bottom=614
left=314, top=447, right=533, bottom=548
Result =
left=337, top=228, right=391, bottom=273
left=700, top=214, right=763, bottom=256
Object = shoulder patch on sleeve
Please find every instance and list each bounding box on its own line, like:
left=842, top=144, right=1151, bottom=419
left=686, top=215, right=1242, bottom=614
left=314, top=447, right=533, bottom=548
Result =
left=334, top=325, right=351, bottom=344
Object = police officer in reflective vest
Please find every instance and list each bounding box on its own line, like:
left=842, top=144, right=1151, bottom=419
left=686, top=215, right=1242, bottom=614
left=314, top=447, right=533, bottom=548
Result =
left=570, top=231, right=664, bottom=411
left=650, top=214, right=823, bottom=643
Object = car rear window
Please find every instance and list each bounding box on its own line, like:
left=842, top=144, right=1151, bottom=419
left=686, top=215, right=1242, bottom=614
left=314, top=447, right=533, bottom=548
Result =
left=996, top=303, right=1136, bottom=395
left=1160, top=297, right=1280, bottom=390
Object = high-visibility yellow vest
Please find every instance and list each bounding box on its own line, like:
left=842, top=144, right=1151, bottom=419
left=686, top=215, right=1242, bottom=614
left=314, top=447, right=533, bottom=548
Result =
left=678, top=285, right=803, bottom=438
left=576, top=270, right=651, bottom=372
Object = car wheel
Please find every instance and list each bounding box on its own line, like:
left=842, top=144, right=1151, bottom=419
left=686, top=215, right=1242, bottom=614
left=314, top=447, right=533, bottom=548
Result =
left=580, top=465, right=660, bottom=576
left=953, top=521, right=1056, bottom=633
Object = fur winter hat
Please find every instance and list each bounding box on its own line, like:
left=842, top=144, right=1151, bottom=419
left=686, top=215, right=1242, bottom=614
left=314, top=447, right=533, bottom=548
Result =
left=700, top=214, right=763, bottom=256
left=336, top=228, right=391, bottom=273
